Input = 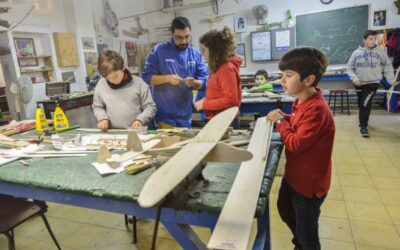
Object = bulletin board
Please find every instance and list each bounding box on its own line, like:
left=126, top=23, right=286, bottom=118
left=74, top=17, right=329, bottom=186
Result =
left=270, top=28, right=295, bottom=60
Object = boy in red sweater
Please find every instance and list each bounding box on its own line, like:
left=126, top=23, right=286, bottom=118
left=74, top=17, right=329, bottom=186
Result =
left=267, top=47, right=335, bottom=250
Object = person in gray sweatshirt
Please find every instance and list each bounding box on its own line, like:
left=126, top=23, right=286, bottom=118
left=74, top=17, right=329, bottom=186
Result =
left=346, top=30, right=396, bottom=137
left=92, top=50, right=156, bottom=131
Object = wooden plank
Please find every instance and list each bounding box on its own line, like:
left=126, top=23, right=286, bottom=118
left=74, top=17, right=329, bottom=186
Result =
left=208, top=118, right=273, bottom=250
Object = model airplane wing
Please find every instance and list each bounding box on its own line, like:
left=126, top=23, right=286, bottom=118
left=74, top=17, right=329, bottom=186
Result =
left=138, top=107, right=249, bottom=208
left=208, top=118, right=273, bottom=250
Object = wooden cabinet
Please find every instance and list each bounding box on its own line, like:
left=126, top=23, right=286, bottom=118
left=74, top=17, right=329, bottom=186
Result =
left=53, top=32, right=79, bottom=67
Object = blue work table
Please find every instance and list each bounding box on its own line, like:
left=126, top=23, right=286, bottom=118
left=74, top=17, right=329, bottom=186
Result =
left=0, top=132, right=283, bottom=249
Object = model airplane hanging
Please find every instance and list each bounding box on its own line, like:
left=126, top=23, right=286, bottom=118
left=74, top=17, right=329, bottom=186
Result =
left=199, top=13, right=235, bottom=23
left=138, top=107, right=253, bottom=208
left=104, top=0, right=119, bottom=37
left=122, top=16, right=148, bottom=39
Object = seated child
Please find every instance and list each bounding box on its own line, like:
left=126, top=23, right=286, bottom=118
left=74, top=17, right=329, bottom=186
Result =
left=92, top=50, right=157, bottom=131
left=251, top=69, right=272, bottom=91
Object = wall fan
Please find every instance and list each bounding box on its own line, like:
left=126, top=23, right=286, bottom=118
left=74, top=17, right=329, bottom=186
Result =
left=252, top=5, right=268, bottom=25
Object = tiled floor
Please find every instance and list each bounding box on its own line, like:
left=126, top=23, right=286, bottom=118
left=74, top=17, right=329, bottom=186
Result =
left=0, top=110, right=399, bottom=249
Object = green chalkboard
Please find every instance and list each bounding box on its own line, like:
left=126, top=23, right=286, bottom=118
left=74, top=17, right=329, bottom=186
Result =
left=296, top=5, right=369, bottom=65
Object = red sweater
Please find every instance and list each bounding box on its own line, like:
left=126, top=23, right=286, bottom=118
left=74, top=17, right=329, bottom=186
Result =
left=276, top=89, right=335, bottom=198
left=203, top=56, right=242, bottom=119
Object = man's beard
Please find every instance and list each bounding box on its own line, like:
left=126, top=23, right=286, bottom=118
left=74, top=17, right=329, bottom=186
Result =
left=176, top=43, right=188, bottom=50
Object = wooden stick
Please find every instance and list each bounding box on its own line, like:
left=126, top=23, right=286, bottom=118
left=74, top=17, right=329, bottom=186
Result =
left=1, top=154, right=87, bottom=158
left=125, top=161, right=152, bottom=175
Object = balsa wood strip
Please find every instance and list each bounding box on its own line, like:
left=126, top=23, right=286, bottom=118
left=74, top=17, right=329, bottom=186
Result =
left=208, top=118, right=273, bottom=250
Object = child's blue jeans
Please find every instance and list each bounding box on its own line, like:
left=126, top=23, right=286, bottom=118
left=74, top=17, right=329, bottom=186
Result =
left=277, top=178, right=326, bottom=250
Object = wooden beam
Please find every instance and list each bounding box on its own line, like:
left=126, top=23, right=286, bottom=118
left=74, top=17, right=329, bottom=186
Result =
left=208, top=118, right=273, bottom=250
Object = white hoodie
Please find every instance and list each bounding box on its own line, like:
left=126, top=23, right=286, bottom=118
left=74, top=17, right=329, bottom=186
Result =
left=346, top=45, right=395, bottom=85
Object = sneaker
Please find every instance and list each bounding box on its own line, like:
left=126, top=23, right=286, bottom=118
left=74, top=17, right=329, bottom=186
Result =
left=360, top=127, right=369, bottom=137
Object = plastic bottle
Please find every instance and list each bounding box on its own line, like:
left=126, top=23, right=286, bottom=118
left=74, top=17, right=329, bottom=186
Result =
left=35, top=104, right=48, bottom=133
left=53, top=101, right=69, bottom=132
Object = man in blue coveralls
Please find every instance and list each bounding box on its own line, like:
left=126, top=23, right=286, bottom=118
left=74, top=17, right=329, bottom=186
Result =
left=142, top=16, right=208, bottom=128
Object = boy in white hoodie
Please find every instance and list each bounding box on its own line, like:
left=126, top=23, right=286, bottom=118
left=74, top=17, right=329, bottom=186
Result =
left=346, top=30, right=396, bottom=137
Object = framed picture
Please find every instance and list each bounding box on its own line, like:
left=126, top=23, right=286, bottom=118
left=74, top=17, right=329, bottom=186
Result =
left=81, top=37, right=95, bottom=50
left=17, top=57, right=38, bottom=67
left=234, top=15, right=247, bottom=33
left=125, top=41, right=138, bottom=68
left=235, top=43, right=246, bottom=68
left=372, top=9, right=387, bottom=27
left=14, top=38, right=36, bottom=57
left=84, top=52, right=99, bottom=77
left=251, top=31, right=272, bottom=61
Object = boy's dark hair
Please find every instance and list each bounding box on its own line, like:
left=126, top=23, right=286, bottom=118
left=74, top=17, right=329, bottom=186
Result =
left=255, top=69, right=268, bottom=80
left=98, top=50, right=124, bottom=77
left=170, top=17, right=191, bottom=33
left=279, top=47, right=327, bottom=87
left=363, top=30, right=377, bottom=39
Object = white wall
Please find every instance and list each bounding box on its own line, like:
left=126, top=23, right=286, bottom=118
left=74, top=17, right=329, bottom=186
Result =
left=168, top=0, right=400, bottom=74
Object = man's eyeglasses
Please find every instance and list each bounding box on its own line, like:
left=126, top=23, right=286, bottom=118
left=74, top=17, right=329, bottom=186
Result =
left=173, top=35, right=192, bottom=42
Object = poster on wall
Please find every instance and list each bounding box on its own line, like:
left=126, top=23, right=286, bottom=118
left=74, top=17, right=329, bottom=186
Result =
left=125, top=41, right=138, bottom=68
left=82, top=37, right=95, bottom=50
left=235, top=43, right=246, bottom=68
left=234, top=15, right=247, bottom=33
left=61, top=71, right=76, bottom=83
left=372, top=9, right=387, bottom=27
left=251, top=31, right=272, bottom=61
left=84, top=52, right=98, bottom=77
left=14, top=38, right=36, bottom=57
left=275, top=30, right=290, bottom=52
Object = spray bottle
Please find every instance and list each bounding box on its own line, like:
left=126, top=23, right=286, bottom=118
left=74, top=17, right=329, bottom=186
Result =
left=35, top=104, right=48, bottom=133
left=53, top=101, right=69, bottom=132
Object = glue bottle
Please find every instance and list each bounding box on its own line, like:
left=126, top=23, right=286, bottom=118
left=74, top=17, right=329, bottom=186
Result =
left=53, top=101, right=69, bottom=132
left=35, top=104, right=48, bottom=133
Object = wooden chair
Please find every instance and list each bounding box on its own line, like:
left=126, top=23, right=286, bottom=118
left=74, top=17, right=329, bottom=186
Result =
left=0, top=196, right=61, bottom=250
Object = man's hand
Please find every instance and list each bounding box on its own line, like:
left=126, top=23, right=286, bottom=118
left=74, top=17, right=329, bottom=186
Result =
left=183, top=77, right=202, bottom=89
left=392, top=81, right=398, bottom=87
left=169, top=75, right=182, bottom=85
left=131, top=120, right=143, bottom=128
left=97, top=119, right=110, bottom=132
left=194, top=98, right=204, bottom=111
left=266, top=109, right=284, bottom=123
left=353, top=80, right=362, bottom=87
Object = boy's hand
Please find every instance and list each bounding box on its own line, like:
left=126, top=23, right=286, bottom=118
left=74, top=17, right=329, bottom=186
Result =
left=169, top=75, right=182, bottom=85
left=392, top=81, right=398, bottom=87
left=353, top=80, right=361, bottom=86
left=194, top=98, right=204, bottom=111
left=266, top=109, right=284, bottom=123
left=131, top=120, right=143, bottom=128
left=97, top=119, right=110, bottom=132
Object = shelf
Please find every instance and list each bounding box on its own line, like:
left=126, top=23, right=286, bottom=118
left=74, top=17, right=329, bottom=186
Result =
left=20, top=68, right=53, bottom=73
left=17, top=55, right=52, bottom=59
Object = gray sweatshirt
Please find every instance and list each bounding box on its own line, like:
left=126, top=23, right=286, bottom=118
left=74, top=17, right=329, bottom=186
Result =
left=92, top=76, right=156, bottom=128
left=346, top=46, right=395, bottom=85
